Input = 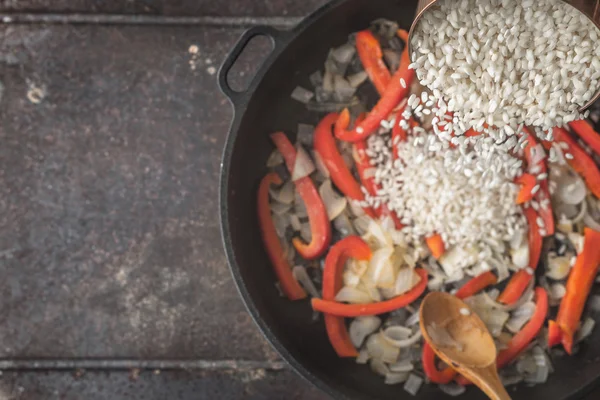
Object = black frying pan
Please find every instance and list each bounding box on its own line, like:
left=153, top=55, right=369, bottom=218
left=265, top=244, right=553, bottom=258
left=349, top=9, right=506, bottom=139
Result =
left=218, top=0, right=600, bottom=398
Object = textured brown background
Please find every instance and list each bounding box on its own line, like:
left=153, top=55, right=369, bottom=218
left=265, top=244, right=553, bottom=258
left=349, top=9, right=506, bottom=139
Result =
left=0, top=0, right=598, bottom=399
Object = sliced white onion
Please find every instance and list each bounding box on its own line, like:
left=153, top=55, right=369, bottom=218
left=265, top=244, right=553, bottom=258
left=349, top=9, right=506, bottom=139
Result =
left=319, top=180, right=347, bottom=221
left=266, top=149, right=284, bottom=167
left=568, top=232, right=584, bottom=254
left=405, top=311, right=420, bottom=327
left=487, top=256, right=510, bottom=283
left=294, top=190, right=307, bottom=218
left=389, top=358, right=414, bottom=373
left=289, top=214, right=302, bottom=231
left=363, top=282, right=383, bottom=302
left=300, top=223, right=312, bottom=243
left=423, top=256, right=447, bottom=279
left=356, top=348, right=370, bottom=364
left=394, top=267, right=417, bottom=295
left=439, top=245, right=479, bottom=277
left=546, top=254, right=572, bottom=280
left=484, top=308, right=511, bottom=337
left=270, top=201, right=292, bottom=215
left=525, top=363, right=549, bottom=384
left=349, top=259, right=369, bottom=277
left=365, top=220, right=394, bottom=249
left=575, top=317, right=596, bottom=342
left=549, top=283, right=566, bottom=301
left=370, top=358, right=390, bottom=377
left=584, top=211, right=600, bottom=231
left=368, top=247, right=395, bottom=288
left=588, top=294, right=600, bottom=312
left=348, top=70, right=369, bottom=88
left=353, top=215, right=371, bottom=236
left=291, top=145, right=316, bottom=181
left=291, top=85, right=314, bottom=104
left=382, top=328, right=422, bottom=348
left=349, top=316, right=382, bottom=348
left=506, top=301, right=536, bottom=333
left=366, top=332, right=400, bottom=364
left=343, top=269, right=361, bottom=287
left=270, top=179, right=295, bottom=205
left=427, top=275, right=445, bottom=291
left=335, top=286, right=372, bottom=304
left=331, top=43, right=356, bottom=65
left=403, top=373, right=423, bottom=396
left=385, top=371, right=410, bottom=385
left=554, top=167, right=587, bottom=205
left=511, top=243, right=529, bottom=270
left=272, top=213, right=289, bottom=238
left=312, top=150, right=330, bottom=179
left=348, top=200, right=366, bottom=218
left=292, top=266, right=320, bottom=297
left=438, top=383, right=466, bottom=397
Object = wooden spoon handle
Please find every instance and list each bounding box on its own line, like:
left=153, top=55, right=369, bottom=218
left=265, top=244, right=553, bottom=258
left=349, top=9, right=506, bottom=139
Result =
left=468, top=365, right=512, bottom=400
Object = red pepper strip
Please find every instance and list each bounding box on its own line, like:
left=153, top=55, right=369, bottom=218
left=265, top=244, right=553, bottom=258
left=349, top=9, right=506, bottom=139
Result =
left=457, top=288, right=549, bottom=385
left=497, top=207, right=542, bottom=305
left=545, top=127, right=600, bottom=199
left=522, top=128, right=554, bottom=236
left=311, top=268, right=427, bottom=317
left=334, top=29, right=414, bottom=143
left=454, top=271, right=498, bottom=299
left=569, top=119, right=600, bottom=155
left=423, top=271, right=499, bottom=383
left=322, top=236, right=372, bottom=357
left=257, top=173, right=307, bottom=301
left=355, top=30, right=391, bottom=96
left=515, top=173, right=537, bottom=205
left=422, top=343, right=457, bottom=384
left=313, top=113, right=376, bottom=218
left=548, top=227, right=600, bottom=354
left=271, top=132, right=332, bottom=260
left=353, top=140, right=403, bottom=229
left=426, top=233, right=446, bottom=259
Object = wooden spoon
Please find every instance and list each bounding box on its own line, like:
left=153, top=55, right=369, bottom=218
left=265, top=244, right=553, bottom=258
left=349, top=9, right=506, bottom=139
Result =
left=419, top=291, right=511, bottom=400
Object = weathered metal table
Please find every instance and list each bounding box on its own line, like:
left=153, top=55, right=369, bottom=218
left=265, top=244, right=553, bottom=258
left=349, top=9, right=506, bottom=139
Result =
left=0, top=1, right=597, bottom=399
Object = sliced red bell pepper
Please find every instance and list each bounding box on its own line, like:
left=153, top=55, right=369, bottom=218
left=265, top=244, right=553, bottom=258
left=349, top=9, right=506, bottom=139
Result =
left=257, top=173, right=307, bottom=301
left=334, top=29, right=414, bottom=143
left=271, top=132, right=331, bottom=260
left=548, top=227, right=600, bottom=354
left=569, top=119, right=600, bottom=155
left=496, top=287, right=548, bottom=368
left=355, top=30, right=391, bottom=96
left=497, top=207, right=542, bottom=305
left=522, top=128, right=554, bottom=236
left=546, top=127, right=600, bottom=199
left=455, top=271, right=498, bottom=299
left=311, top=268, right=427, bottom=317
left=515, top=173, right=537, bottom=205
left=423, top=271, right=498, bottom=384
left=426, top=233, right=446, bottom=259
left=321, top=236, right=372, bottom=357
left=353, top=140, right=403, bottom=229
left=456, top=287, right=548, bottom=386
left=313, top=113, right=376, bottom=218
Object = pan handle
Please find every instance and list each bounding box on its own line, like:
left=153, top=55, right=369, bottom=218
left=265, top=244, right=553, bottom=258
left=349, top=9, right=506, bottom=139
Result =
left=218, top=26, right=281, bottom=104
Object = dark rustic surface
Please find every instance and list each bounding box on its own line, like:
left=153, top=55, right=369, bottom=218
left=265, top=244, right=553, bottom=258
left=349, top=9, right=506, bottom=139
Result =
left=0, top=1, right=598, bottom=399
left=0, top=0, right=329, bottom=17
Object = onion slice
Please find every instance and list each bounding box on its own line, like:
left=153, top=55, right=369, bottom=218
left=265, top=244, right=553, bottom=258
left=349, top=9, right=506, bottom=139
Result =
left=319, top=180, right=348, bottom=220
left=291, top=145, right=316, bottom=181
left=349, top=316, right=382, bottom=348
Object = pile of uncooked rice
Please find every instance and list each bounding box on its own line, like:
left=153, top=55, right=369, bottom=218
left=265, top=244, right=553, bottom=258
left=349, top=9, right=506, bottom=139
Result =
left=410, top=0, right=600, bottom=141
left=362, top=130, right=526, bottom=250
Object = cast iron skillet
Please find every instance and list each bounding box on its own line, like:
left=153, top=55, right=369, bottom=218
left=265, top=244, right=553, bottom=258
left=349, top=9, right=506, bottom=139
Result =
left=218, top=0, right=600, bottom=398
